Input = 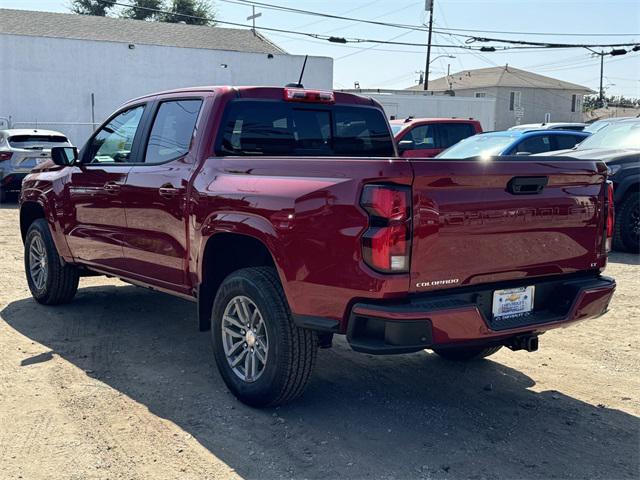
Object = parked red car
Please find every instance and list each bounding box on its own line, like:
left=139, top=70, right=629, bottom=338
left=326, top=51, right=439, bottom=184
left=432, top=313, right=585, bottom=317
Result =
left=391, top=117, right=483, bottom=157
left=20, top=86, right=615, bottom=406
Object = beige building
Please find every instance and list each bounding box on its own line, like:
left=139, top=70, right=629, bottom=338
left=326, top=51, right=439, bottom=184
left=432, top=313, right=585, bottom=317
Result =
left=407, top=66, right=593, bottom=130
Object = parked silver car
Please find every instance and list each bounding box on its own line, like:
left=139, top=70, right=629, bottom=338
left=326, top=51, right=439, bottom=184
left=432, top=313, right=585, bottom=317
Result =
left=0, top=129, right=72, bottom=202
left=508, top=122, right=587, bottom=132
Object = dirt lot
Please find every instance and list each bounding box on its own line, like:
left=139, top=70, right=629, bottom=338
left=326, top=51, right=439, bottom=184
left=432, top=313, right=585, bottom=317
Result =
left=0, top=202, right=638, bottom=480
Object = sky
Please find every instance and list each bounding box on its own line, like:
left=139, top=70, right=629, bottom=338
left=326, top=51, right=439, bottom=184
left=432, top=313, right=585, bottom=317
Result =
left=2, top=0, right=639, bottom=97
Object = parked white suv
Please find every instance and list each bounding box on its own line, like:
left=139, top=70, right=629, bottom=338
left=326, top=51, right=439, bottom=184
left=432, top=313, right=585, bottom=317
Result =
left=0, top=129, right=72, bottom=202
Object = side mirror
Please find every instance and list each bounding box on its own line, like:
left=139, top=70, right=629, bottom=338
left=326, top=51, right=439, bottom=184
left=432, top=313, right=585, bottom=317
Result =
left=51, top=146, right=78, bottom=166
left=397, top=139, right=415, bottom=153
left=515, top=151, right=531, bottom=156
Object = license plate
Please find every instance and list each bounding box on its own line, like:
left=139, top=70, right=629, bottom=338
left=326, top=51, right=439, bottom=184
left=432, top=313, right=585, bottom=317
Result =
left=492, top=286, right=534, bottom=319
left=34, top=157, right=50, bottom=164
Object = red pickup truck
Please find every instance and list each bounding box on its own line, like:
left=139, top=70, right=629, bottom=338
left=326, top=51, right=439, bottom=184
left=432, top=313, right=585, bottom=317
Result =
left=391, top=117, right=483, bottom=158
left=20, top=86, right=615, bottom=407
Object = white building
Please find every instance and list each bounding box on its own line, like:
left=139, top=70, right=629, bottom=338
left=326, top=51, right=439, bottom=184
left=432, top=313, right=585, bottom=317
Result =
left=406, top=66, right=593, bottom=131
left=342, top=89, right=496, bottom=131
left=0, top=8, right=333, bottom=145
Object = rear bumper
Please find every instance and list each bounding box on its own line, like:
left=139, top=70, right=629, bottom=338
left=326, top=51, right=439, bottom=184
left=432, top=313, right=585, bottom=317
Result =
left=346, top=273, right=616, bottom=354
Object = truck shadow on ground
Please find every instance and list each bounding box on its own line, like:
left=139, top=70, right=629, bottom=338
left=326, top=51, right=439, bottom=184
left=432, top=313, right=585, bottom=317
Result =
left=2, top=285, right=638, bottom=479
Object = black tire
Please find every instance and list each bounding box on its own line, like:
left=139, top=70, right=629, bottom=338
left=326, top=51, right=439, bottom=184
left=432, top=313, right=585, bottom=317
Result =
left=211, top=267, right=318, bottom=407
left=24, top=218, right=79, bottom=305
left=0, top=186, right=6, bottom=204
left=613, top=193, right=640, bottom=253
left=432, top=345, right=502, bottom=361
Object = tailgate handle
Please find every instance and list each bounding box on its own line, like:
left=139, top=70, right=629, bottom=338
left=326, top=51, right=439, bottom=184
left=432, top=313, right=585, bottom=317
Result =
left=507, top=176, right=548, bottom=195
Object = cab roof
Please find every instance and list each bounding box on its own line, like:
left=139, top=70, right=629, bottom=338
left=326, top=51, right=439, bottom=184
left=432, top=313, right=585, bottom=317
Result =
left=124, top=86, right=377, bottom=107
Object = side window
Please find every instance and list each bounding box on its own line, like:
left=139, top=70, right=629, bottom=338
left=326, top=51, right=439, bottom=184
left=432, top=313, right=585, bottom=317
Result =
left=87, top=106, right=144, bottom=163
left=516, top=135, right=552, bottom=154
left=405, top=125, right=436, bottom=149
left=438, top=123, right=475, bottom=149
left=144, top=99, right=202, bottom=164
left=554, top=135, right=583, bottom=150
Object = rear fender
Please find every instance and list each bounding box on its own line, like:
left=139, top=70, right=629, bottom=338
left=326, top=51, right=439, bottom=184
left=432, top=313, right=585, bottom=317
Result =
left=197, top=211, right=286, bottom=288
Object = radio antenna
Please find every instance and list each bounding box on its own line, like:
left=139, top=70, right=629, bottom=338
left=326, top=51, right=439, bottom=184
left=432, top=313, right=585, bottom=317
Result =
left=297, top=55, right=308, bottom=87
left=286, top=55, right=308, bottom=88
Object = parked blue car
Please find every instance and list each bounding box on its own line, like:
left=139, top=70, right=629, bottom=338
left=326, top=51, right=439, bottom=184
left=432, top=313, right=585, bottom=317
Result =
left=437, top=129, right=590, bottom=159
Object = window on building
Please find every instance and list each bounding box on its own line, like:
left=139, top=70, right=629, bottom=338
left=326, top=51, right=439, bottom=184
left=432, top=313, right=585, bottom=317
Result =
left=145, top=99, right=203, bottom=163
left=474, top=92, right=486, bottom=98
left=571, top=94, right=581, bottom=113
left=509, top=91, right=521, bottom=111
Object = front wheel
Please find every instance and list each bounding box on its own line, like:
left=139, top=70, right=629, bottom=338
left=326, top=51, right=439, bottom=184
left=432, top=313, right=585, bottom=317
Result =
left=432, top=345, right=502, bottom=361
left=613, top=194, right=640, bottom=253
left=25, top=219, right=79, bottom=304
left=211, top=267, right=318, bottom=407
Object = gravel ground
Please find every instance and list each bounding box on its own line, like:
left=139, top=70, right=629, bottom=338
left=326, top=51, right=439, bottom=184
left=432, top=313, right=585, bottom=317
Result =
left=0, top=202, right=638, bottom=480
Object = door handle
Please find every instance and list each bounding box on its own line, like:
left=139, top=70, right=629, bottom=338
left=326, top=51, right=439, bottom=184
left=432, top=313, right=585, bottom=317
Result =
left=158, top=185, right=181, bottom=198
left=506, top=176, right=548, bottom=195
left=103, top=182, right=122, bottom=195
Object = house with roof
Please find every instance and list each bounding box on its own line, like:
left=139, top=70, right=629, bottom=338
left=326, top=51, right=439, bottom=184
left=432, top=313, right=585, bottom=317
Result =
left=407, top=66, right=593, bottom=130
left=0, top=8, right=332, bottom=144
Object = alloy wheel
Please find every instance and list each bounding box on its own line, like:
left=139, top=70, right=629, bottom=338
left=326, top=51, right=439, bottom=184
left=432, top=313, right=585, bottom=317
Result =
left=221, top=295, right=269, bottom=383
left=28, top=234, right=48, bottom=290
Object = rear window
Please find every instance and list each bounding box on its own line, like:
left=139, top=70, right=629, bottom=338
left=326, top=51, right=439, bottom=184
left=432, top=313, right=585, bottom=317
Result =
left=9, top=135, right=68, bottom=148
left=216, top=100, right=394, bottom=157
left=554, top=134, right=585, bottom=150
left=437, top=134, right=515, bottom=159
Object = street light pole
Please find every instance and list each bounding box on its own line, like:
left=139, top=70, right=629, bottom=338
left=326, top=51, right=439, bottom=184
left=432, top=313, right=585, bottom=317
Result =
left=423, top=0, right=434, bottom=91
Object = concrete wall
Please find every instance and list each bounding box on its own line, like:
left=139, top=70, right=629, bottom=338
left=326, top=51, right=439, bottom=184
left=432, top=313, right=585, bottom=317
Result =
left=452, top=87, right=585, bottom=130
left=344, top=90, right=496, bottom=131
left=0, top=34, right=333, bottom=145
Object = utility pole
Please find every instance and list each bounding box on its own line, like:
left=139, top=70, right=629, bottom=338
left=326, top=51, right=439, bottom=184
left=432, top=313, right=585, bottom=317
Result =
left=599, top=51, right=604, bottom=106
left=423, top=0, right=434, bottom=91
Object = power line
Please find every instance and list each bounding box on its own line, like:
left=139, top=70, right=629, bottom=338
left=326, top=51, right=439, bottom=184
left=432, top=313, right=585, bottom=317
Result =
left=220, top=0, right=640, bottom=49
left=424, top=26, right=640, bottom=37
left=99, top=0, right=516, bottom=51
left=103, top=1, right=640, bottom=53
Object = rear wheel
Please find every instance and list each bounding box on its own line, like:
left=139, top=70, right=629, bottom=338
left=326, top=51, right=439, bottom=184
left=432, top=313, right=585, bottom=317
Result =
left=432, top=345, right=502, bottom=361
left=25, top=219, right=79, bottom=304
left=613, top=193, right=640, bottom=253
left=211, top=267, right=317, bottom=407
left=0, top=185, right=6, bottom=203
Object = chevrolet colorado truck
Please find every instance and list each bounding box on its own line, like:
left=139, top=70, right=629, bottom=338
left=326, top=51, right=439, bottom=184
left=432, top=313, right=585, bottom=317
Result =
left=20, top=86, right=616, bottom=407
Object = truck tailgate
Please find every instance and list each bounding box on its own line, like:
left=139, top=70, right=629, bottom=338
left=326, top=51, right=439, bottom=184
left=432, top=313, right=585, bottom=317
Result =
left=409, top=159, right=606, bottom=293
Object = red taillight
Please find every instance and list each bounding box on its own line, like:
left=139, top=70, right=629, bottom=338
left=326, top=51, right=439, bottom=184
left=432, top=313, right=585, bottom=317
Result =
left=0, top=152, right=12, bottom=161
left=361, top=185, right=411, bottom=273
left=604, top=181, right=614, bottom=253
left=283, top=88, right=335, bottom=104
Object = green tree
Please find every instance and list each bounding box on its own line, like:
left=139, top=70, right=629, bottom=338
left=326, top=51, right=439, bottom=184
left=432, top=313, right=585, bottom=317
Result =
left=69, top=0, right=113, bottom=16
left=162, top=0, right=215, bottom=25
left=120, top=0, right=164, bottom=21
